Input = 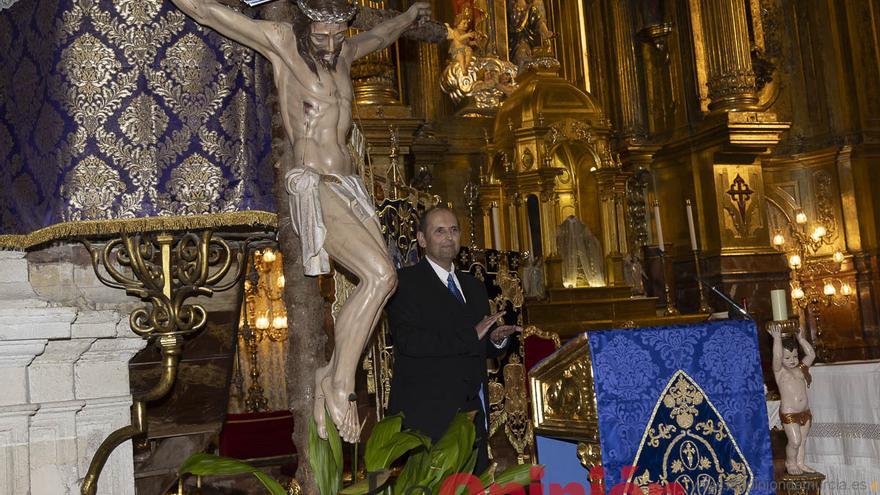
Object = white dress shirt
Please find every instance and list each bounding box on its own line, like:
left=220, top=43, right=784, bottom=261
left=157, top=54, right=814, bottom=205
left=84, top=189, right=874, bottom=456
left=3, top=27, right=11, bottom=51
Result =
left=426, top=256, right=466, bottom=302
left=424, top=256, right=507, bottom=349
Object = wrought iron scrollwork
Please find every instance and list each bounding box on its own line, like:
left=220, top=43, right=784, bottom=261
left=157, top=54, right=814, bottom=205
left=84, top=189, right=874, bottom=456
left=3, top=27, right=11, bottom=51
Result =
left=85, top=231, right=239, bottom=339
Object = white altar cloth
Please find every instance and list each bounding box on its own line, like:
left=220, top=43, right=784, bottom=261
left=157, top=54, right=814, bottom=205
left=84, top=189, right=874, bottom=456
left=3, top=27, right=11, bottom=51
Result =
left=805, top=359, right=880, bottom=495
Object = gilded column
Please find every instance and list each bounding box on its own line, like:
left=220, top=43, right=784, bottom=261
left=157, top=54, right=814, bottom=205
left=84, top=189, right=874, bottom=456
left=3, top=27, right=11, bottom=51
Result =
left=698, top=0, right=759, bottom=111
left=595, top=168, right=625, bottom=285
left=540, top=191, right=558, bottom=256
left=351, top=0, right=401, bottom=105
left=609, top=0, right=646, bottom=138
left=415, top=41, right=442, bottom=120
left=508, top=194, right=521, bottom=252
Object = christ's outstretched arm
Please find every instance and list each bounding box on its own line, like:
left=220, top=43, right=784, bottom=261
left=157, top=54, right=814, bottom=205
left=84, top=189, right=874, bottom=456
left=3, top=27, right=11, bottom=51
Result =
left=169, top=0, right=285, bottom=57
left=346, top=2, right=431, bottom=60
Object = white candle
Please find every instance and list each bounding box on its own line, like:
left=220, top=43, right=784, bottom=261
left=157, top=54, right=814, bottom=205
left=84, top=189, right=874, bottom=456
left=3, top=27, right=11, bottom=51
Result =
left=654, top=202, right=665, bottom=252
left=491, top=206, right=502, bottom=249
left=770, top=289, right=788, bottom=321
left=686, top=200, right=698, bottom=251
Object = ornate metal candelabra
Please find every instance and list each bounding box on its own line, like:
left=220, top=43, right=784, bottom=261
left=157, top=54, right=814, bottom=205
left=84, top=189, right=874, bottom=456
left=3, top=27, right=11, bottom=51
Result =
left=769, top=205, right=852, bottom=361
left=81, top=231, right=246, bottom=495
left=238, top=246, right=288, bottom=413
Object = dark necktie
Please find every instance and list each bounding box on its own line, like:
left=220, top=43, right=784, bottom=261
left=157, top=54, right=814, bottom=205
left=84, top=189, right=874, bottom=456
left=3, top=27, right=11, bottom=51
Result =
left=447, top=273, right=465, bottom=304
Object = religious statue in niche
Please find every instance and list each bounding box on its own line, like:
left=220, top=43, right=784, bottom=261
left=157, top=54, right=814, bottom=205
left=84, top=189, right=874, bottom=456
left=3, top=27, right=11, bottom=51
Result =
left=522, top=253, right=545, bottom=298
left=440, top=2, right=518, bottom=112
left=556, top=215, right=605, bottom=288
left=623, top=252, right=646, bottom=295
left=508, top=0, right=554, bottom=67
left=768, top=325, right=818, bottom=475
left=169, top=0, right=431, bottom=443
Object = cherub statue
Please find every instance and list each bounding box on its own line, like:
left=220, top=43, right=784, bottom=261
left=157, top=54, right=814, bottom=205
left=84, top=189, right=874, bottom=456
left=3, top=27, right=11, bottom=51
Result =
left=476, top=64, right=517, bottom=96
left=445, top=7, right=483, bottom=73
left=769, top=324, right=817, bottom=475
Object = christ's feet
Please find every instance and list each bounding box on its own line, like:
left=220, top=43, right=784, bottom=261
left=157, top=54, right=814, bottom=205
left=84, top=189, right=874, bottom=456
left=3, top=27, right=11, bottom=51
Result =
left=785, top=461, right=803, bottom=475
left=313, top=365, right=331, bottom=439
left=321, top=374, right=361, bottom=443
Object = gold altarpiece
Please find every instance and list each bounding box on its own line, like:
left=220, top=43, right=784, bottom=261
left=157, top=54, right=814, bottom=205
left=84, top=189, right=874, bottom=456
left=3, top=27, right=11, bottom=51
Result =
left=418, top=0, right=879, bottom=362
left=405, top=3, right=879, bottom=474
left=487, top=63, right=627, bottom=286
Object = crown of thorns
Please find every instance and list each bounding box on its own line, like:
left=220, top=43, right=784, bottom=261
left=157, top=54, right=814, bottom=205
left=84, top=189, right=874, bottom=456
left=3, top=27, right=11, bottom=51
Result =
left=297, top=0, right=357, bottom=24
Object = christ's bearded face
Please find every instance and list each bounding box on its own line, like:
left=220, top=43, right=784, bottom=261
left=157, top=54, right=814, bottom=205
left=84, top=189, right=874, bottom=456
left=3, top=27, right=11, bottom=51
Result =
left=308, top=22, right=347, bottom=70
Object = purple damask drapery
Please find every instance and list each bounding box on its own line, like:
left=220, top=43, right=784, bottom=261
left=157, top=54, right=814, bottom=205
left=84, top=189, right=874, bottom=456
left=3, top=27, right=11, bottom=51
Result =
left=0, top=0, right=276, bottom=241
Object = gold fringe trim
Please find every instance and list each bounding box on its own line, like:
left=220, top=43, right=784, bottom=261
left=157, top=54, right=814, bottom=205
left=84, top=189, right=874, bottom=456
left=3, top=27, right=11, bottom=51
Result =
left=0, top=211, right=279, bottom=250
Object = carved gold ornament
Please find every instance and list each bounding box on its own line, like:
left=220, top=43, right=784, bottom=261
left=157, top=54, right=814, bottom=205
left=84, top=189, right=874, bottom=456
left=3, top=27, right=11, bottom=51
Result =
left=530, top=333, right=599, bottom=441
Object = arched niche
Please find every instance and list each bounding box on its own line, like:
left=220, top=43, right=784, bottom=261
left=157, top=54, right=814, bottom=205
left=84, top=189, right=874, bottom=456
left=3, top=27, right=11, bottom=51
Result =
left=548, top=141, right=602, bottom=251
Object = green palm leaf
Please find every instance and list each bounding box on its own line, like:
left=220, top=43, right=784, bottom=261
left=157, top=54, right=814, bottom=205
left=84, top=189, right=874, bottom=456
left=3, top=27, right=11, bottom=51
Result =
left=479, top=463, right=537, bottom=491
left=178, top=453, right=287, bottom=495
left=309, top=415, right=343, bottom=495
left=365, top=414, right=430, bottom=472
left=339, top=469, right=392, bottom=495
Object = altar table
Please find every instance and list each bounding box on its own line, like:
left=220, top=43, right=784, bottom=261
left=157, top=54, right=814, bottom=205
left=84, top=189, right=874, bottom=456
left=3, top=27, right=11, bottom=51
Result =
left=805, top=360, right=880, bottom=495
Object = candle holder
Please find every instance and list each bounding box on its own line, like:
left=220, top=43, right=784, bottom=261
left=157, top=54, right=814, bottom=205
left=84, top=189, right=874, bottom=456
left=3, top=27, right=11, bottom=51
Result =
left=659, top=251, right=680, bottom=316
left=692, top=249, right=713, bottom=313
left=765, top=318, right=800, bottom=338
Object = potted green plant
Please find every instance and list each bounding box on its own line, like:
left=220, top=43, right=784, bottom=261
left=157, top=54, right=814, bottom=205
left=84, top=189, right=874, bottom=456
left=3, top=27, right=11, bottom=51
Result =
left=179, top=411, right=537, bottom=495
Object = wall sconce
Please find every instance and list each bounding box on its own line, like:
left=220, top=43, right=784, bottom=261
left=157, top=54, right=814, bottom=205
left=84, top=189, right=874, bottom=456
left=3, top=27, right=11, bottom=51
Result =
left=769, top=203, right=851, bottom=361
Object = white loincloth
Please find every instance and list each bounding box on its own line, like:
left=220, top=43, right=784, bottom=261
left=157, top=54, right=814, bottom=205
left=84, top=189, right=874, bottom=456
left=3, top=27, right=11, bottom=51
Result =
left=284, top=166, right=378, bottom=276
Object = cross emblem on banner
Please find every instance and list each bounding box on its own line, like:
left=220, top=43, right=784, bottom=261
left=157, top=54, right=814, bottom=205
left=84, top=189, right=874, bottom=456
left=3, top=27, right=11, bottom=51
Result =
left=726, top=174, right=754, bottom=220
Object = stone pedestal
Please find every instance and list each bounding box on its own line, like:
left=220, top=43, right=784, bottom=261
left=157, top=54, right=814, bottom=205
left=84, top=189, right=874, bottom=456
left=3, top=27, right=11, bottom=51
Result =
left=0, top=404, right=39, bottom=494
left=0, top=250, right=146, bottom=495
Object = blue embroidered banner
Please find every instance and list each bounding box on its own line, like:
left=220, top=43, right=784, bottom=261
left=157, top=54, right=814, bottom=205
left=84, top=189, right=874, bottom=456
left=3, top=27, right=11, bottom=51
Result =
left=0, top=0, right=275, bottom=238
left=588, top=320, right=773, bottom=495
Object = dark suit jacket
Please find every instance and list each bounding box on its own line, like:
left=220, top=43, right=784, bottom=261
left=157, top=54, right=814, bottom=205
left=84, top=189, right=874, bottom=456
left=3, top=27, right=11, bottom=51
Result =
left=386, top=257, right=502, bottom=444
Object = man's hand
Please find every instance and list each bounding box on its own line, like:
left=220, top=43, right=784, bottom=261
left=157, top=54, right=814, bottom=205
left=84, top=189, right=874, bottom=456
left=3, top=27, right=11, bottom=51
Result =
left=490, top=324, right=522, bottom=345
left=476, top=311, right=506, bottom=340
left=407, top=2, right=431, bottom=26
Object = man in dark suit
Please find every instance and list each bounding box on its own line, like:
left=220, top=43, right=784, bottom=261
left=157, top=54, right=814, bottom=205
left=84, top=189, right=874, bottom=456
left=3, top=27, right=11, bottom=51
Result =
left=387, top=206, right=520, bottom=472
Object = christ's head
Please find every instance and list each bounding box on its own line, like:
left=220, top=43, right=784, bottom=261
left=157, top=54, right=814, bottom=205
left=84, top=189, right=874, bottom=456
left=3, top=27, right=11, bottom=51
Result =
left=308, top=21, right=347, bottom=70
left=294, top=0, right=356, bottom=73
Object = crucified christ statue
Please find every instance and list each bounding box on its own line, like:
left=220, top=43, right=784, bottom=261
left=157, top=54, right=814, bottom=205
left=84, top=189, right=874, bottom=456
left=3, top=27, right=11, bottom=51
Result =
left=169, top=0, right=431, bottom=443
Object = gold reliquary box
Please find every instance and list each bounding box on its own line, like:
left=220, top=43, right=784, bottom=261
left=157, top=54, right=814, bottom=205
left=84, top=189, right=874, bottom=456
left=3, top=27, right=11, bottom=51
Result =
left=529, top=333, right=599, bottom=444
